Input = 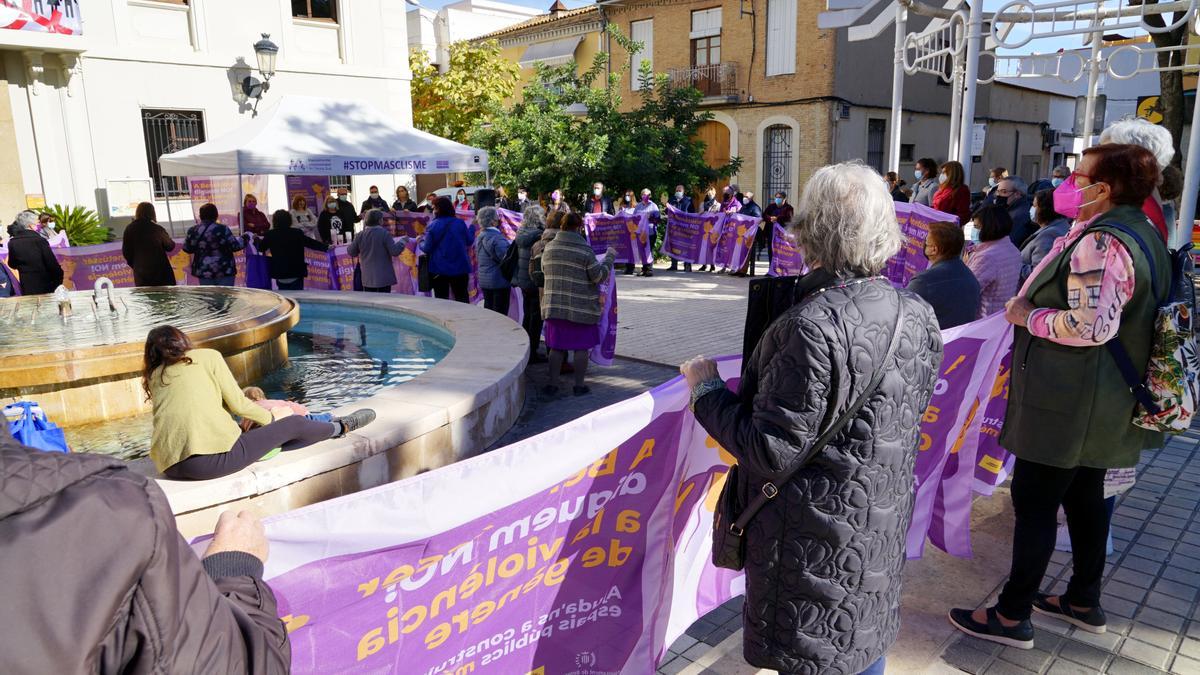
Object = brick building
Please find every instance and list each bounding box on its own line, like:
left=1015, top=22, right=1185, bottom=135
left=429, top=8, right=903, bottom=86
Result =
left=476, top=0, right=1070, bottom=198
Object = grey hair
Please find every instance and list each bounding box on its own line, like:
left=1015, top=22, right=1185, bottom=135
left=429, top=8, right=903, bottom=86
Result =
left=793, top=162, right=902, bottom=276
left=1001, top=176, right=1028, bottom=195
left=1099, top=117, right=1175, bottom=168
left=522, top=204, right=546, bottom=229
left=477, top=206, right=499, bottom=229
left=364, top=209, right=386, bottom=228
left=14, top=210, right=38, bottom=230
left=1052, top=165, right=1070, bottom=176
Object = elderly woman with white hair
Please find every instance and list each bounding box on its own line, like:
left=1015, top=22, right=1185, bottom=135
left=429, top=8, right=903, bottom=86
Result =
left=1099, top=117, right=1176, bottom=241
left=6, top=209, right=64, bottom=295
left=681, top=162, right=943, bottom=675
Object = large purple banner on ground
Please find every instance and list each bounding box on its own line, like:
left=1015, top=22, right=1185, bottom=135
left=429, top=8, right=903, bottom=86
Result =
left=664, top=208, right=762, bottom=270
left=769, top=223, right=806, bottom=277
left=229, top=314, right=1016, bottom=672
left=883, top=202, right=959, bottom=287
left=585, top=213, right=653, bottom=265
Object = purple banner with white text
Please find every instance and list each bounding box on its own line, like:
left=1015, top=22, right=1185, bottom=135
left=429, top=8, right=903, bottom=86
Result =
left=230, top=312, right=1017, bottom=672
left=585, top=213, right=653, bottom=265
left=769, top=223, right=806, bottom=277
left=712, top=213, right=759, bottom=272
left=884, top=202, right=959, bottom=287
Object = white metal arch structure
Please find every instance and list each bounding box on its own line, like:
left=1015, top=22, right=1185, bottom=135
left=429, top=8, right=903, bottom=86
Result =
left=820, top=0, right=1199, bottom=246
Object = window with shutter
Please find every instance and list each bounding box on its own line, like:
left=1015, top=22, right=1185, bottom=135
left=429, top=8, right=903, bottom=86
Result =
left=631, top=19, right=654, bottom=91
left=765, top=0, right=796, bottom=76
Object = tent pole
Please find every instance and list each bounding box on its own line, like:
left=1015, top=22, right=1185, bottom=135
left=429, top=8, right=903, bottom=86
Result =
left=957, top=0, right=983, bottom=184
left=162, top=177, right=175, bottom=237
left=888, top=3, right=907, bottom=174
left=1175, top=85, right=1200, bottom=250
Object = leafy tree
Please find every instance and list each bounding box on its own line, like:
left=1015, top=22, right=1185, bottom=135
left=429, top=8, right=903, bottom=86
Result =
left=409, top=40, right=520, bottom=144
left=472, top=25, right=740, bottom=206
left=1139, top=0, right=1193, bottom=167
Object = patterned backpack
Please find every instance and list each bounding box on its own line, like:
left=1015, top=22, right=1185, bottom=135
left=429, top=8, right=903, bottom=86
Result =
left=1104, top=223, right=1199, bottom=433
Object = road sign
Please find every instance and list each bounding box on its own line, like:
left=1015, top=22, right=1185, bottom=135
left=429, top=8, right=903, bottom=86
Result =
left=1137, top=95, right=1165, bottom=124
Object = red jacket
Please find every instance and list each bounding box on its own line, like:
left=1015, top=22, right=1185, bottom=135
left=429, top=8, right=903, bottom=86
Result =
left=933, top=185, right=972, bottom=224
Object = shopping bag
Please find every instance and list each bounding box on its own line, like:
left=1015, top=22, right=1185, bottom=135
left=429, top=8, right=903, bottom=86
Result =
left=5, top=402, right=70, bottom=453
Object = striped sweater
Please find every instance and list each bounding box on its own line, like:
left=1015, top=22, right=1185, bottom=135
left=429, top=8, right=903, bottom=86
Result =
left=540, top=230, right=614, bottom=325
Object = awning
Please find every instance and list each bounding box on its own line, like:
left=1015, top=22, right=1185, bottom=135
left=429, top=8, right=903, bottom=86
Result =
left=519, top=36, right=583, bottom=68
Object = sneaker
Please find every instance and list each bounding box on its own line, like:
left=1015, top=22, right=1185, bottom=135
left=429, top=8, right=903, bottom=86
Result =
left=333, top=409, right=376, bottom=438
left=573, top=385, right=590, bottom=396
left=1032, top=594, right=1107, bottom=634
left=948, top=607, right=1034, bottom=650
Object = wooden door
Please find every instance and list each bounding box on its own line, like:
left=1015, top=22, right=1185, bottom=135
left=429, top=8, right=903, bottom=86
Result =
left=693, top=120, right=731, bottom=206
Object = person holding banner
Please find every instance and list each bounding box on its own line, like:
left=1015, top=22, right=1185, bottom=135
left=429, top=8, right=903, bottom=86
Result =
left=392, top=186, right=418, bottom=213
left=681, top=162, right=943, bottom=675
left=421, top=197, right=474, bottom=302
left=586, top=182, right=615, bottom=216
left=667, top=184, right=694, bottom=273
left=122, top=202, right=177, bottom=287
left=548, top=188, right=571, bottom=213
left=257, top=210, right=330, bottom=291
left=628, top=188, right=659, bottom=277
left=419, top=191, right=439, bottom=214
left=184, top=204, right=245, bottom=287
left=317, top=198, right=342, bottom=245
left=949, top=144, right=1170, bottom=649
left=361, top=186, right=389, bottom=214
left=541, top=212, right=615, bottom=396
left=240, top=194, right=270, bottom=237
left=754, top=191, right=793, bottom=276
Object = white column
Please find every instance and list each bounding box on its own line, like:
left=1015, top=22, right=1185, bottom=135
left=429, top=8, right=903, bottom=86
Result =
left=957, top=0, right=983, bottom=183
left=1081, top=25, right=1104, bottom=147
left=888, top=3, right=907, bottom=173
left=1175, top=87, right=1200, bottom=250
left=947, top=59, right=963, bottom=162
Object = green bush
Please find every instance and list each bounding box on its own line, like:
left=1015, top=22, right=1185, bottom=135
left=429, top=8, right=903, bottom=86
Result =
left=38, top=204, right=112, bottom=246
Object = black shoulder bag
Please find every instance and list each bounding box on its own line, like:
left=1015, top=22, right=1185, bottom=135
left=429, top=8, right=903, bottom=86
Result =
left=713, top=295, right=907, bottom=570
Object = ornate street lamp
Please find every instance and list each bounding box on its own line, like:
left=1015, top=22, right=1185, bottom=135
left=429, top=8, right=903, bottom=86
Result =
left=241, top=33, right=279, bottom=115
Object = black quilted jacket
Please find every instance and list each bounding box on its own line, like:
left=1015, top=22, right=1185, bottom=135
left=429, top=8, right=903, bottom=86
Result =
left=0, top=436, right=290, bottom=673
left=695, top=270, right=943, bottom=674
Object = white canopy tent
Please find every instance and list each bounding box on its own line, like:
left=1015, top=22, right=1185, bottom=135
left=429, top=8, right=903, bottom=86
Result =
left=158, top=95, right=488, bottom=177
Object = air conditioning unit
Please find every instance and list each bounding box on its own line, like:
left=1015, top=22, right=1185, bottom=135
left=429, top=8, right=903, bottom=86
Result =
left=1042, top=128, right=1063, bottom=148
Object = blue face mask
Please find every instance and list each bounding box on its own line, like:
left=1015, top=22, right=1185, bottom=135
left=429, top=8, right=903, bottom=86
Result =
left=1052, top=177, right=1065, bottom=188
left=914, top=169, right=924, bottom=181
left=774, top=197, right=783, bottom=205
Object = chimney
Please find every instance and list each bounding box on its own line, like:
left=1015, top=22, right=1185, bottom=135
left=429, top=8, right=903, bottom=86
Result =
left=549, top=0, right=568, bottom=16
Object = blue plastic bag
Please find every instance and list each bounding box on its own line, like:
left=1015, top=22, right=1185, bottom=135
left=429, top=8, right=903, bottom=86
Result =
left=5, top=402, right=70, bottom=453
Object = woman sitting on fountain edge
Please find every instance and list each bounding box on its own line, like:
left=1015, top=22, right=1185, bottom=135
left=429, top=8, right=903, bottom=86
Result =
left=143, top=326, right=376, bottom=481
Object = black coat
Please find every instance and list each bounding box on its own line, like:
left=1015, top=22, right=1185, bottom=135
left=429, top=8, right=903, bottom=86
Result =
left=122, top=218, right=177, bottom=286
left=392, top=199, right=418, bottom=212
left=5, top=229, right=63, bottom=294
left=668, top=195, right=693, bottom=213
left=582, top=195, right=614, bottom=215
left=336, top=200, right=360, bottom=236
left=694, top=270, right=943, bottom=673
left=257, top=226, right=329, bottom=279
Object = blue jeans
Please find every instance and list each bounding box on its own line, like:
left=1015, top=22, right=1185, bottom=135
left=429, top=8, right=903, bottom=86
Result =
left=306, top=413, right=333, bottom=423
left=199, top=275, right=235, bottom=287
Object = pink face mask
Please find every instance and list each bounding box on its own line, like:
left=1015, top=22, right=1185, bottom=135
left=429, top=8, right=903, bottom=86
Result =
left=1052, top=173, right=1103, bottom=220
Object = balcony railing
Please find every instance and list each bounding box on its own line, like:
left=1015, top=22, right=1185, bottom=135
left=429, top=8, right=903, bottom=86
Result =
left=667, top=63, right=738, bottom=100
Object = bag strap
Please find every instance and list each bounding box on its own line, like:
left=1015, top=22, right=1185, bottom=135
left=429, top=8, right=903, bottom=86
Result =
left=729, top=291, right=907, bottom=536
left=1082, top=221, right=1166, bottom=416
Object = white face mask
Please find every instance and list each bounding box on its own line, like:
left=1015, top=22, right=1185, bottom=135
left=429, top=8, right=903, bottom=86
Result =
left=594, top=188, right=603, bottom=197
left=518, top=192, right=527, bottom=200
left=965, top=224, right=980, bottom=243
left=1029, top=206, right=1038, bottom=223
left=370, top=192, right=379, bottom=198
left=675, top=191, right=684, bottom=199
left=988, top=178, right=997, bottom=187
left=338, top=194, right=348, bottom=201
left=938, top=173, right=948, bottom=185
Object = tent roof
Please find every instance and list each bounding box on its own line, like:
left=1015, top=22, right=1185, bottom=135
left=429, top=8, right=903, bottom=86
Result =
left=158, top=95, right=488, bottom=177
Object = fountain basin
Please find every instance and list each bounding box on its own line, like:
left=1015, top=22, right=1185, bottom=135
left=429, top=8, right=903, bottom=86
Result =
left=0, top=287, right=298, bottom=426
left=126, top=291, right=530, bottom=539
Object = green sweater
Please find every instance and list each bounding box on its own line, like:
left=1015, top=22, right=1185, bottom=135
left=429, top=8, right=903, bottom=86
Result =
left=149, top=349, right=272, bottom=472
left=1000, top=205, right=1169, bottom=469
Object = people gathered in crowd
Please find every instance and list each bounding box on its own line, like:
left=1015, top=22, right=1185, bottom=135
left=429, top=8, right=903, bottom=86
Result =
left=360, top=185, right=389, bottom=214
left=290, top=194, right=320, bottom=241
left=474, top=206, right=512, bottom=315
left=184, top=203, right=245, bottom=287
left=994, top=176, right=1035, bottom=247
left=392, top=185, right=419, bottom=212
left=515, top=205, right=548, bottom=362
left=5, top=209, right=64, bottom=294
left=1020, top=188, right=1070, bottom=283
left=241, top=193, right=270, bottom=237
left=933, top=160, right=973, bottom=224
left=348, top=209, right=407, bottom=293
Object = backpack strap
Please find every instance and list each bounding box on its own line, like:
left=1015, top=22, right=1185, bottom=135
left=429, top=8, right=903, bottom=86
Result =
left=1089, top=220, right=1165, bottom=416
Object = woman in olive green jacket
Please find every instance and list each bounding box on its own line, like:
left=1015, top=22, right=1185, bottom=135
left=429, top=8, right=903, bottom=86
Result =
left=949, top=144, right=1170, bottom=649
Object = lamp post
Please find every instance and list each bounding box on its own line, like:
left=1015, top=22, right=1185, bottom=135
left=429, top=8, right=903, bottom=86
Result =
left=241, top=33, right=279, bottom=116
